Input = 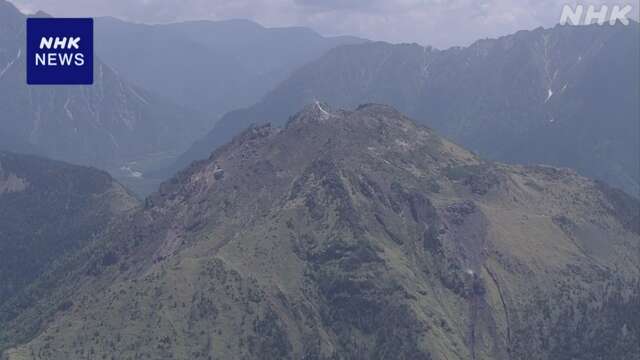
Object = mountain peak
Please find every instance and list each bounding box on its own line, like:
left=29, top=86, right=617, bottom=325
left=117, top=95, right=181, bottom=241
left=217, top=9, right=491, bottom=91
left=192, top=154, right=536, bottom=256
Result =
left=5, top=105, right=639, bottom=360
left=0, top=10, right=211, bottom=176
left=31, top=10, right=51, bottom=17
left=288, top=101, right=338, bottom=124
left=289, top=102, right=418, bottom=128
left=186, top=22, right=639, bottom=196
left=159, top=104, right=476, bottom=208
left=0, top=0, right=24, bottom=32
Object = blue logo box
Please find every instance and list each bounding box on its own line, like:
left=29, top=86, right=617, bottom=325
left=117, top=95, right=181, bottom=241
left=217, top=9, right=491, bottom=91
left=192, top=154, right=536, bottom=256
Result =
left=26, top=18, right=93, bottom=85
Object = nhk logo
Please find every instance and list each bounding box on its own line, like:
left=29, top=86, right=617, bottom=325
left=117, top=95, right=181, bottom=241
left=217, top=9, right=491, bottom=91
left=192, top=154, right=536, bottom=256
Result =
left=36, top=37, right=85, bottom=66
left=560, top=4, right=634, bottom=25
left=27, top=18, right=93, bottom=85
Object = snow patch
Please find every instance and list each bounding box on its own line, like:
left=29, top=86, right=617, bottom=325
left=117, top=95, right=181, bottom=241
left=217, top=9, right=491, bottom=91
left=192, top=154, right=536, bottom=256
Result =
left=128, top=85, right=149, bottom=105
left=315, top=101, right=332, bottom=119
left=0, top=173, right=28, bottom=194
left=0, top=49, right=21, bottom=81
left=120, top=166, right=143, bottom=178
left=64, top=98, right=74, bottom=120
left=465, top=269, right=475, bottom=276
left=108, top=132, right=119, bottom=149
left=421, top=46, right=432, bottom=78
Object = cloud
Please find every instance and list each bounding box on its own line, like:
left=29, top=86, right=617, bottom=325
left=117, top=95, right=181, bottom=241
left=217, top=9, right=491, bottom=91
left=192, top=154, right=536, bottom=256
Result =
left=8, top=0, right=640, bottom=47
left=294, top=0, right=379, bottom=11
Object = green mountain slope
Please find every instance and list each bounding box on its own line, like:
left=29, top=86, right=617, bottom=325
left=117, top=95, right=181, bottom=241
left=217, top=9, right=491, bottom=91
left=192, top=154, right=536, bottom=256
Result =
left=3, top=104, right=638, bottom=359
left=0, top=151, right=138, bottom=347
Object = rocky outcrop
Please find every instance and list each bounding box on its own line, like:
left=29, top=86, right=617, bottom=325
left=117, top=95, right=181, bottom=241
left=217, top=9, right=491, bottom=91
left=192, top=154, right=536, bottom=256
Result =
left=4, top=105, right=639, bottom=360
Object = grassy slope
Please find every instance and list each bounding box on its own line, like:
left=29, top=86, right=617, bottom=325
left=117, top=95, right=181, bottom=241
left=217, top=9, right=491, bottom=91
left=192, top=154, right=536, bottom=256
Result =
left=3, top=105, right=639, bottom=359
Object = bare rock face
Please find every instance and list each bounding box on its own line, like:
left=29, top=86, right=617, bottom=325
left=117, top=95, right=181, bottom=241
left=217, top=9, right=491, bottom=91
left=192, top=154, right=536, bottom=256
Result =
left=177, top=22, right=640, bottom=197
left=0, top=170, right=28, bottom=195
left=3, top=104, right=639, bottom=360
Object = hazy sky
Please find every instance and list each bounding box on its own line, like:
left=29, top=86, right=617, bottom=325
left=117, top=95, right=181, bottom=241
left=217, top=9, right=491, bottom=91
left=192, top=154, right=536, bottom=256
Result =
left=10, top=0, right=640, bottom=48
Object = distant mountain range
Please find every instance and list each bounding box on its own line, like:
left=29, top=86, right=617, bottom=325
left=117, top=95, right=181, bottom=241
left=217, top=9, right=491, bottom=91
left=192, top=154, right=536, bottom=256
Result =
left=94, top=16, right=365, bottom=119
left=0, top=1, right=365, bottom=194
left=0, top=1, right=212, bottom=174
left=3, top=104, right=638, bottom=359
left=0, top=151, right=137, bottom=346
left=176, top=22, right=640, bottom=196
left=2, top=0, right=638, bottom=358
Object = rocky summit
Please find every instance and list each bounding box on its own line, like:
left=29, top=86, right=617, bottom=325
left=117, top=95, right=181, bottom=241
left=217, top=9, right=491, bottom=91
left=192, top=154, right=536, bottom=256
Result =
left=178, top=22, right=640, bottom=196
left=3, top=104, right=639, bottom=360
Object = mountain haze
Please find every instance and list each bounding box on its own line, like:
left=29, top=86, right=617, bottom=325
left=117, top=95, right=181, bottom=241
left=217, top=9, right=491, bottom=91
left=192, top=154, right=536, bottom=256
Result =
left=0, top=1, right=210, bottom=175
left=94, top=17, right=365, bottom=118
left=176, top=22, right=640, bottom=196
left=3, top=104, right=638, bottom=359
